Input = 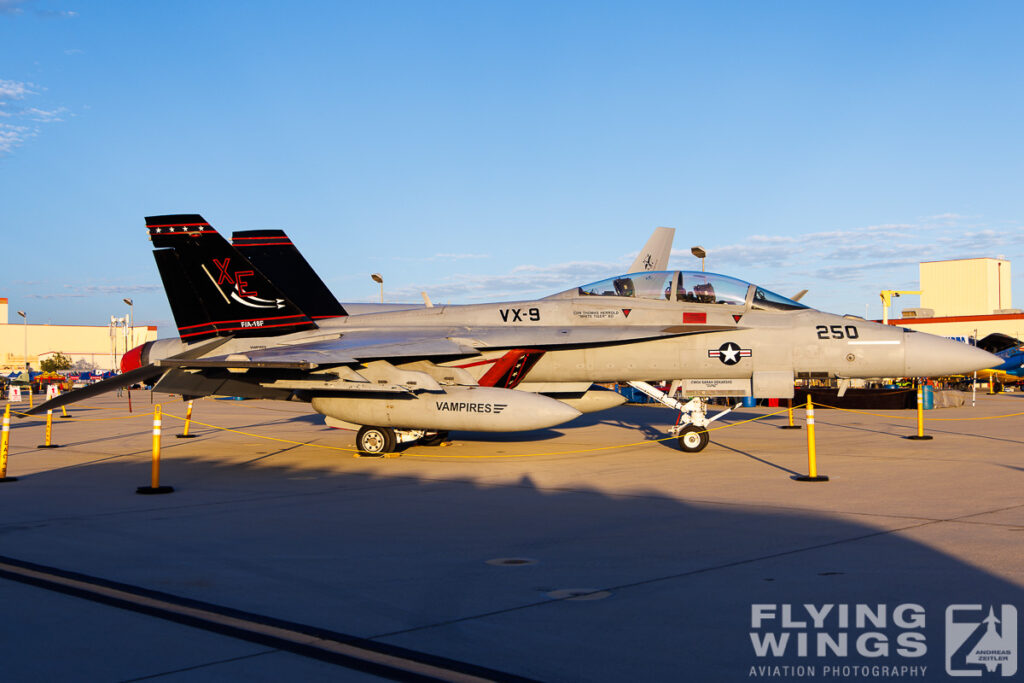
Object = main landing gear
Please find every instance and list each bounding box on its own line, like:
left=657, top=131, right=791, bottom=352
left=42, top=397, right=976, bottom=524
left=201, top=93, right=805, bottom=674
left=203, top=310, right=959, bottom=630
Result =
left=626, top=381, right=739, bottom=453
left=355, top=426, right=450, bottom=455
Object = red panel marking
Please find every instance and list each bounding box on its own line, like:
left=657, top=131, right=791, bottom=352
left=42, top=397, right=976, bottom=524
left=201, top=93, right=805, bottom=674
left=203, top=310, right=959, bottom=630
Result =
left=886, top=313, right=1024, bottom=325
left=234, top=241, right=293, bottom=246
left=683, top=312, right=706, bottom=324
left=178, top=320, right=312, bottom=338
left=147, top=222, right=210, bottom=228
left=177, top=314, right=307, bottom=330
left=733, top=315, right=743, bottom=323
left=453, top=358, right=499, bottom=370
left=622, top=309, right=631, bottom=317
left=478, top=349, right=544, bottom=388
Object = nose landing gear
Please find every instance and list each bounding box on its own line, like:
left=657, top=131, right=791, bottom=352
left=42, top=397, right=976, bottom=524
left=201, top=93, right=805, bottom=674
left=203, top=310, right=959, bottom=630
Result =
left=625, top=381, right=740, bottom=453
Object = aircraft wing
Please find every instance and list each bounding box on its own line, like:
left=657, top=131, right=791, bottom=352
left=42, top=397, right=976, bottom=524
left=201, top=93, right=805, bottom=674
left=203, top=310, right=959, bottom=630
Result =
left=158, top=324, right=736, bottom=370
left=21, top=322, right=738, bottom=416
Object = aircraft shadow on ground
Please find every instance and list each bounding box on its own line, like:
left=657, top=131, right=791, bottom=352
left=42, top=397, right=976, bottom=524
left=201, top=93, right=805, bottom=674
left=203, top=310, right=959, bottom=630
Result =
left=1, top=435, right=1022, bottom=681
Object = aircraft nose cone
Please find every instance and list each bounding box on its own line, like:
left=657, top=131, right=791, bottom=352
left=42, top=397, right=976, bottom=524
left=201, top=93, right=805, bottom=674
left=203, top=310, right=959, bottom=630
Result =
left=904, top=333, right=1001, bottom=377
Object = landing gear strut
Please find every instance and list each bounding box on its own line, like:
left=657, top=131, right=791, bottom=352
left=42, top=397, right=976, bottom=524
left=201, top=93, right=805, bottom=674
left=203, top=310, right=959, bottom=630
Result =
left=626, top=381, right=739, bottom=453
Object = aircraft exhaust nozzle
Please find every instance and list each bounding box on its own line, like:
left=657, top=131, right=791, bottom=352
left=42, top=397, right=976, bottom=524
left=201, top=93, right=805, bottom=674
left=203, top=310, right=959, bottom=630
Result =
left=903, top=333, right=1002, bottom=377
left=311, top=386, right=581, bottom=432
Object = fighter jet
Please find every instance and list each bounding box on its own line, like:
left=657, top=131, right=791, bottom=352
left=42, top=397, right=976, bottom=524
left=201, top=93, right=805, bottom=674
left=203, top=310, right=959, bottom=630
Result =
left=229, top=225, right=675, bottom=419
left=25, top=214, right=999, bottom=455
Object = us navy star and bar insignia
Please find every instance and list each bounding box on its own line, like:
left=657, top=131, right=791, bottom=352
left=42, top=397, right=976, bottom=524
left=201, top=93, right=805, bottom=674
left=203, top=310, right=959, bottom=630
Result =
left=709, top=342, right=751, bottom=365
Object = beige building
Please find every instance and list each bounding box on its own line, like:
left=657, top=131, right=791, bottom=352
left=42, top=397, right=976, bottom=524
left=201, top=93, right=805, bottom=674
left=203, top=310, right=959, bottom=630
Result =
left=890, top=258, right=1023, bottom=341
left=0, top=298, right=158, bottom=373
left=919, top=258, right=1013, bottom=317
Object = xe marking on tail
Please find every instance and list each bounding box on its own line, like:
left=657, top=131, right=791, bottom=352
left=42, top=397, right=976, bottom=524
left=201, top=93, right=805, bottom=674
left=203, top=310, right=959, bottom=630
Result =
left=213, top=258, right=235, bottom=285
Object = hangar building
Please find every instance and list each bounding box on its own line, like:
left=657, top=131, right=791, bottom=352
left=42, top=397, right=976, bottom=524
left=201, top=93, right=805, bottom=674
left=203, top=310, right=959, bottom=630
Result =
left=0, top=298, right=158, bottom=373
left=888, top=258, right=1024, bottom=341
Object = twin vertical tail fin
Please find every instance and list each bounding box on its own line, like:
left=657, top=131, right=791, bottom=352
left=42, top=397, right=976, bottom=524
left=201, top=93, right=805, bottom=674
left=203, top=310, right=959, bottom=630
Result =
left=147, top=214, right=318, bottom=342
left=232, top=230, right=347, bottom=320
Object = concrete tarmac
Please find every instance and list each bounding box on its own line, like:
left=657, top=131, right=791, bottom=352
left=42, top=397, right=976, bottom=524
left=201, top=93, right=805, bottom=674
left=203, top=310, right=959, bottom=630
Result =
left=0, top=392, right=1021, bottom=681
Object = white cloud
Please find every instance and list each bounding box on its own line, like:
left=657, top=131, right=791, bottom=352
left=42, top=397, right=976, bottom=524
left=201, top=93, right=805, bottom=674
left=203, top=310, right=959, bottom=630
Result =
left=393, top=253, right=490, bottom=262
left=384, top=260, right=617, bottom=303
left=0, top=122, right=32, bottom=153
left=348, top=214, right=1024, bottom=315
left=24, top=106, right=66, bottom=122
left=0, top=78, right=64, bottom=155
left=0, top=78, right=33, bottom=100
left=27, top=284, right=164, bottom=300
left=0, top=0, right=26, bottom=15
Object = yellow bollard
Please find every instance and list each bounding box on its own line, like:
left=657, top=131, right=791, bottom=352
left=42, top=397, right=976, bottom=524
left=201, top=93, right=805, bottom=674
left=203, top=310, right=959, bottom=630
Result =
left=905, top=382, right=933, bottom=441
left=37, top=409, right=60, bottom=449
left=793, top=395, right=828, bottom=482
left=137, top=405, right=174, bottom=494
left=1, top=403, right=18, bottom=482
left=176, top=400, right=197, bottom=439
left=780, top=397, right=802, bottom=430
left=28, top=387, right=33, bottom=409
left=60, top=404, right=71, bottom=419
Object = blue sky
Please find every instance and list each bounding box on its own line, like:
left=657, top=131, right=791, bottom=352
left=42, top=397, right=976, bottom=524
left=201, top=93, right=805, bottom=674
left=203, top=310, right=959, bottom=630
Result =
left=2, top=1, right=1022, bottom=330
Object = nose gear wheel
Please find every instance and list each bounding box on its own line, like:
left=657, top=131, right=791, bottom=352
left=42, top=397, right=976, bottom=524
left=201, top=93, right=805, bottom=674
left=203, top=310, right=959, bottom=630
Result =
left=677, top=425, right=710, bottom=453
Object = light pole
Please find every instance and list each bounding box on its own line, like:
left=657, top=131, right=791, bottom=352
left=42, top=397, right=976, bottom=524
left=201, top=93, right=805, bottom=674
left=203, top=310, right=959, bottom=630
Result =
left=123, top=298, right=134, bottom=354
left=690, top=246, right=706, bottom=272
left=16, top=310, right=27, bottom=378
left=371, top=273, right=384, bottom=303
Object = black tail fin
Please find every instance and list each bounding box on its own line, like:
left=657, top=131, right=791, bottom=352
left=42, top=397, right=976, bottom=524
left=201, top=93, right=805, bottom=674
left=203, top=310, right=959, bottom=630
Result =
left=232, top=230, right=347, bottom=320
left=147, top=214, right=318, bottom=342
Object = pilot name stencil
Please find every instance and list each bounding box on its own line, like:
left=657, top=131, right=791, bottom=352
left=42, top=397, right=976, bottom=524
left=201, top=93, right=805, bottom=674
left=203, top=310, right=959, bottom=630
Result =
left=574, top=310, right=620, bottom=320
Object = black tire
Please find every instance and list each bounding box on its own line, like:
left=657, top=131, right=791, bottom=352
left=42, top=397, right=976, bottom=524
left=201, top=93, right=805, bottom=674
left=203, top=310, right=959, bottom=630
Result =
left=356, top=426, right=396, bottom=455
left=677, top=425, right=710, bottom=453
left=420, top=431, right=449, bottom=447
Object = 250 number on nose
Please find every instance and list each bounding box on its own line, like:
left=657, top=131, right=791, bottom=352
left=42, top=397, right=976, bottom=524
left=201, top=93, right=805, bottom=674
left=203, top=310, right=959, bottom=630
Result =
left=816, top=325, right=859, bottom=340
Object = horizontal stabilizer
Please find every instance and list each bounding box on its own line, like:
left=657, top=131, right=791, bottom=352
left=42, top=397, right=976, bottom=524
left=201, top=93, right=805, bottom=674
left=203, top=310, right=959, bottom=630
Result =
left=19, top=364, right=165, bottom=417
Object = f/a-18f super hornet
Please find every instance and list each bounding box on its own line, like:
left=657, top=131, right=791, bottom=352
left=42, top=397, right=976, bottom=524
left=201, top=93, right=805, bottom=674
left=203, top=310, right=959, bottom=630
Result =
left=26, top=214, right=998, bottom=454
left=225, top=224, right=675, bottom=427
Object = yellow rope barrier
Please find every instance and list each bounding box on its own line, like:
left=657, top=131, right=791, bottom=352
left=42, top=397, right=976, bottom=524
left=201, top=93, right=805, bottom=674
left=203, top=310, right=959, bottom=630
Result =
left=9, top=409, right=156, bottom=423
left=162, top=405, right=795, bottom=459
left=160, top=413, right=361, bottom=454
left=9, top=390, right=1018, bottom=464
left=808, top=402, right=1024, bottom=422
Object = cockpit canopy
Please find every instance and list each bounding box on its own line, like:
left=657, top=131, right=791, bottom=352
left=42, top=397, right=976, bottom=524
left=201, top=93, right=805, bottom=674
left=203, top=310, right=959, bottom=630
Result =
left=569, top=271, right=808, bottom=311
